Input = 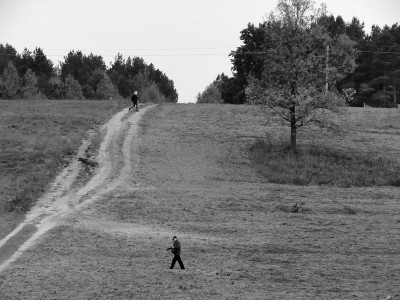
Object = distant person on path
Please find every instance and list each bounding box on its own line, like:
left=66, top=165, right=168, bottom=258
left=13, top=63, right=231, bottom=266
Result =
left=167, top=236, right=185, bottom=269
left=129, top=91, right=139, bottom=112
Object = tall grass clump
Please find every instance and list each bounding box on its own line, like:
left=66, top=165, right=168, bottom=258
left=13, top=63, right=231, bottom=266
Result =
left=249, top=138, right=400, bottom=187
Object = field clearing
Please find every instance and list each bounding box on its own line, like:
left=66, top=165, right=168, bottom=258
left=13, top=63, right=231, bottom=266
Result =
left=0, top=103, right=399, bottom=299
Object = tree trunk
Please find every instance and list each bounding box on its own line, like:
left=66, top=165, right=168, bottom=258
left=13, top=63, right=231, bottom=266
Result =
left=290, top=105, right=297, bottom=152
left=290, top=122, right=297, bottom=152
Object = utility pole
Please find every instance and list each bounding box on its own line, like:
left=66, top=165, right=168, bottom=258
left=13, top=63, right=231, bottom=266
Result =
left=384, top=67, right=387, bottom=106
left=325, top=45, right=329, bottom=93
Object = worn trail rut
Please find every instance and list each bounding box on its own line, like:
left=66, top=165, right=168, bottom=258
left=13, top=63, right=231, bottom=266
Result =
left=0, top=105, right=155, bottom=272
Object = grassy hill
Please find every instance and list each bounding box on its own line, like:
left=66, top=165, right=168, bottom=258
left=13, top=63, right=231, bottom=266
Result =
left=0, top=103, right=399, bottom=299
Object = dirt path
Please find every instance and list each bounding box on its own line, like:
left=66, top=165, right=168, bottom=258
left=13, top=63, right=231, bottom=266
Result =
left=0, top=105, right=155, bottom=273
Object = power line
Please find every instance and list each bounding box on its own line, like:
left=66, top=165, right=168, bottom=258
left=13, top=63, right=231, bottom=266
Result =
left=5, top=44, right=400, bottom=51
left=356, top=50, right=400, bottom=54
left=1, top=50, right=400, bottom=57
left=232, top=50, right=400, bottom=55
left=0, top=52, right=230, bottom=57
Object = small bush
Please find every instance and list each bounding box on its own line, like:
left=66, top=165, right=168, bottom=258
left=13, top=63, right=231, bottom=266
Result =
left=249, top=138, right=400, bottom=187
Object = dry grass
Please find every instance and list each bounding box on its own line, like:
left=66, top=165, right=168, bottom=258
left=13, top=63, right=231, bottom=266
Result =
left=0, top=104, right=399, bottom=299
left=250, top=138, right=400, bottom=187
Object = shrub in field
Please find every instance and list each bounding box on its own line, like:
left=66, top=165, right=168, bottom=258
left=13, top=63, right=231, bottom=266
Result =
left=21, top=69, right=39, bottom=99
left=0, top=62, right=21, bottom=99
left=64, top=74, right=85, bottom=100
left=47, top=76, right=65, bottom=99
left=250, top=138, right=400, bottom=187
left=95, top=71, right=120, bottom=100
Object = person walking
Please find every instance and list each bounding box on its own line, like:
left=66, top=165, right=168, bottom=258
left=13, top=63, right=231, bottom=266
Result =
left=168, top=236, right=185, bottom=269
left=129, top=91, right=139, bottom=112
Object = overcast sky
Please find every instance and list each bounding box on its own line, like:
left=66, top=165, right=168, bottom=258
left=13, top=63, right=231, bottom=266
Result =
left=1, top=0, right=399, bottom=103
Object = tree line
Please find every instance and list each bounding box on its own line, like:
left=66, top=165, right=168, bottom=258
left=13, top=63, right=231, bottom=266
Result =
left=197, top=13, right=400, bottom=108
left=0, top=44, right=178, bottom=102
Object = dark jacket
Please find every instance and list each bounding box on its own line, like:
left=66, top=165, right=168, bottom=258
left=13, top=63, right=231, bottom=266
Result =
left=172, top=240, right=181, bottom=256
left=131, top=94, right=138, bottom=104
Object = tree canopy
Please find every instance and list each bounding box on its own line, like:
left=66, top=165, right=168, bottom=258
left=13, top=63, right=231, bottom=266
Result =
left=202, top=3, right=400, bottom=108
left=196, top=82, right=223, bottom=104
left=0, top=44, right=178, bottom=102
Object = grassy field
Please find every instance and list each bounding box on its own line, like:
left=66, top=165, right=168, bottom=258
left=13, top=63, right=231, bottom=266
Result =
left=0, top=103, right=399, bottom=299
left=0, top=99, right=130, bottom=239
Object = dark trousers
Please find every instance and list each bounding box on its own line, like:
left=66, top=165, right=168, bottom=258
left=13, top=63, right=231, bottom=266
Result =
left=170, top=255, right=185, bottom=269
left=129, top=101, right=138, bottom=111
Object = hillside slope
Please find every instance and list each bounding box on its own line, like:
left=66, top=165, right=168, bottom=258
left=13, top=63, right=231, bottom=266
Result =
left=0, top=104, right=399, bottom=299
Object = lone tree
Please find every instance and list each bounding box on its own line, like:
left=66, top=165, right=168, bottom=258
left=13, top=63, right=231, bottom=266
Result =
left=246, top=0, right=357, bottom=152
